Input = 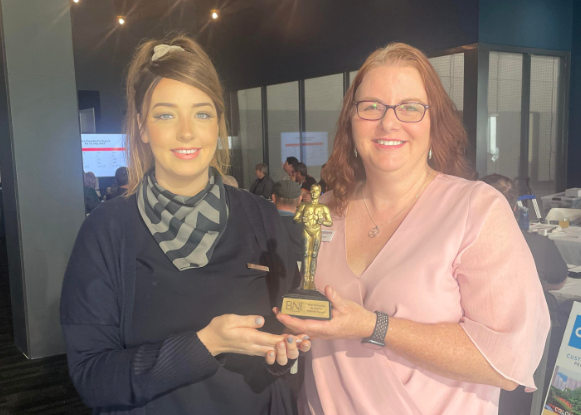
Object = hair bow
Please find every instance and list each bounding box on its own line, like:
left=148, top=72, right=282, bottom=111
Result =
left=152, top=44, right=185, bottom=62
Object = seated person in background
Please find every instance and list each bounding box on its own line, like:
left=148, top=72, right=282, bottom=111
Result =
left=481, top=174, right=568, bottom=292
left=282, top=156, right=299, bottom=181
left=106, top=167, right=129, bottom=201
left=295, top=163, right=317, bottom=202
left=249, top=163, right=274, bottom=199
left=83, top=172, right=101, bottom=214
left=272, top=180, right=303, bottom=264
left=222, top=174, right=239, bottom=188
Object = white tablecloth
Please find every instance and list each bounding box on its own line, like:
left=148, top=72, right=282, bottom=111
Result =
left=551, top=277, right=581, bottom=304
left=549, top=227, right=581, bottom=266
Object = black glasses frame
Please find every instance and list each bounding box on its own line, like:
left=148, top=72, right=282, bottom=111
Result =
left=353, top=101, right=430, bottom=123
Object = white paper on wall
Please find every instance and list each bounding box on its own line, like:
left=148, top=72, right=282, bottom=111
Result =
left=281, top=132, right=328, bottom=167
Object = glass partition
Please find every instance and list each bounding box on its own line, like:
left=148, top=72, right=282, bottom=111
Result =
left=486, top=52, right=523, bottom=180
left=237, top=88, right=263, bottom=189
left=529, top=55, right=560, bottom=196
left=349, top=70, right=358, bottom=87
left=429, top=53, right=464, bottom=111
left=304, top=74, right=343, bottom=181
left=267, top=82, right=300, bottom=182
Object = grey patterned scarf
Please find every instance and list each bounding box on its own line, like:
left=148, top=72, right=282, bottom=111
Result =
left=137, top=167, right=229, bottom=270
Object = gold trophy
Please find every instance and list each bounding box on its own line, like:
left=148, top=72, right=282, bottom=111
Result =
left=281, top=184, right=333, bottom=320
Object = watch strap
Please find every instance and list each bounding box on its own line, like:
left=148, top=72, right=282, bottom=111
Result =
left=362, top=311, right=389, bottom=346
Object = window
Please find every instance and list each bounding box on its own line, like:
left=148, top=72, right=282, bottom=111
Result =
left=236, top=88, right=263, bottom=188
left=349, top=70, right=358, bottom=87
left=484, top=51, right=565, bottom=197
left=267, top=82, right=299, bottom=182
left=429, top=53, right=464, bottom=111
left=304, top=74, right=343, bottom=181
left=529, top=55, right=560, bottom=196
left=486, top=52, right=523, bottom=181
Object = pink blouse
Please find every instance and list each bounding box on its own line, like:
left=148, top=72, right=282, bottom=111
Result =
left=299, top=174, right=550, bottom=415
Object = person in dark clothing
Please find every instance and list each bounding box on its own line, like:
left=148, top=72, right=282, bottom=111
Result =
left=294, top=163, right=317, bottom=203
left=272, top=181, right=303, bottom=264
left=83, top=172, right=101, bottom=214
left=282, top=157, right=299, bottom=181
left=105, top=166, right=129, bottom=200
left=249, top=163, right=274, bottom=200
left=60, top=35, right=309, bottom=415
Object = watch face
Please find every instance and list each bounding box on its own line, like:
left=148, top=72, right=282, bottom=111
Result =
left=361, top=340, right=384, bottom=350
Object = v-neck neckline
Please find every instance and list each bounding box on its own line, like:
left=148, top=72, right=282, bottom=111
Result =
left=344, top=173, right=441, bottom=278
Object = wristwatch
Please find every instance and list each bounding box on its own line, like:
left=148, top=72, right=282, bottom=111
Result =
left=361, top=311, right=389, bottom=350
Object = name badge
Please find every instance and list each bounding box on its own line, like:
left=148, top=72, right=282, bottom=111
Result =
left=247, top=263, right=270, bottom=272
left=322, top=230, right=335, bottom=242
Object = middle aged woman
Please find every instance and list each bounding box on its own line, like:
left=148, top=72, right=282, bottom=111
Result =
left=275, top=43, right=550, bottom=415
left=250, top=163, right=275, bottom=199
left=61, top=35, right=308, bottom=415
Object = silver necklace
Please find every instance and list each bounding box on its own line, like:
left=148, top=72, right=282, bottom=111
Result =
left=362, top=170, right=433, bottom=238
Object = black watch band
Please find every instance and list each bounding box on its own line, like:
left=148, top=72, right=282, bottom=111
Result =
left=361, top=311, right=389, bottom=349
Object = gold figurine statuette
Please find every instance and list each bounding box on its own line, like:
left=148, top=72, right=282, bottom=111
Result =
left=281, top=184, right=333, bottom=320
left=294, top=184, right=333, bottom=290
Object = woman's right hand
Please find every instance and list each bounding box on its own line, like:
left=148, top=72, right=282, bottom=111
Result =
left=197, top=315, right=285, bottom=357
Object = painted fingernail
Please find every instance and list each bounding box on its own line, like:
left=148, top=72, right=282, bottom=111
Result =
left=287, top=336, right=294, bottom=344
left=303, top=335, right=310, bottom=340
left=295, top=339, right=303, bottom=344
left=255, top=317, right=264, bottom=325
left=269, top=352, right=274, bottom=358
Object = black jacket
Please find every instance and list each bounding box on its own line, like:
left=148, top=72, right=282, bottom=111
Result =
left=60, top=187, right=300, bottom=415
left=250, top=176, right=274, bottom=200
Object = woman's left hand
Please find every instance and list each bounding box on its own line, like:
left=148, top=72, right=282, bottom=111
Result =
left=273, top=286, right=377, bottom=341
left=264, top=334, right=311, bottom=366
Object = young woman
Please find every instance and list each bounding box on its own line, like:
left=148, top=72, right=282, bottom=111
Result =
left=61, top=35, right=309, bottom=415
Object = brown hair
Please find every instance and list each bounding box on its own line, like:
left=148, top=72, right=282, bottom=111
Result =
left=124, top=34, right=229, bottom=196
left=323, top=42, right=473, bottom=215
left=481, top=174, right=518, bottom=209
left=255, top=163, right=268, bottom=175
left=84, top=172, right=97, bottom=189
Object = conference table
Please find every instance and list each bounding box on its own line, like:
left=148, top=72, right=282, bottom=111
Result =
left=545, top=226, right=581, bottom=303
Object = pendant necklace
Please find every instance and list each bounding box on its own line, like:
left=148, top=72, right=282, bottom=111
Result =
left=362, top=170, right=433, bottom=238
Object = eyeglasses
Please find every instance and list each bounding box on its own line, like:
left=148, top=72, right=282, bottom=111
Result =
left=353, top=101, right=430, bottom=123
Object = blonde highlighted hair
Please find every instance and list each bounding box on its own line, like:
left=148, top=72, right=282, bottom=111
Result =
left=124, top=34, right=229, bottom=195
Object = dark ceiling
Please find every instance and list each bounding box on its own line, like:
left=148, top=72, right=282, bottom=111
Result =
left=70, top=0, right=479, bottom=93
left=69, top=0, right=479, bottom=134
left=70, top=0, right=272, bottom=91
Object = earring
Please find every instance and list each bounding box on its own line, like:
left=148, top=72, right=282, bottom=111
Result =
left=354, top=148, right=358, bottom=158
left=428, top=148, right=432, bottom=160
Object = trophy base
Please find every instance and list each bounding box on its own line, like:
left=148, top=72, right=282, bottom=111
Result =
left=280, top=289, right=332, bottom=320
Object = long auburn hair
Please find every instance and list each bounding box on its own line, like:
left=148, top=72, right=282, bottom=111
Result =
left=124, top=34, right=229, bottom=196
left=323, top=42, right=473, bottom=216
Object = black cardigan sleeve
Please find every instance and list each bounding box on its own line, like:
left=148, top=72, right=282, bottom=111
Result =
left=60, top=203, right=220, bottom=408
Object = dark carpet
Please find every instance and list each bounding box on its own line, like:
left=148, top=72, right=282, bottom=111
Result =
left=0, top=240, right=90, bottom=415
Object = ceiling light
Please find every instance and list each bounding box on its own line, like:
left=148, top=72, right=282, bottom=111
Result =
left=211, top=10, right=219, bottom=19
left=118, top=16, right=125, bottom=25
left=73, top=0, right=79, bottom=3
